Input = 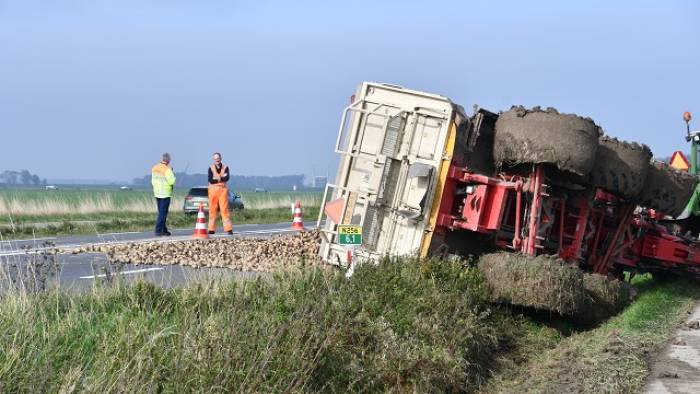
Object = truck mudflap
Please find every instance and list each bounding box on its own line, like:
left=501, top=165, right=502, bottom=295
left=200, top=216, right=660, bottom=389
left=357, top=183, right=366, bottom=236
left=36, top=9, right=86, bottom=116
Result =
left=318, top=82, right=458, bottom=266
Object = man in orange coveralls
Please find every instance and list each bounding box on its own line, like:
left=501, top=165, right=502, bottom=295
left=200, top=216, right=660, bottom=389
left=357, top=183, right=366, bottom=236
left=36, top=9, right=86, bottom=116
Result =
left=207, top=152, right=233, bottom=235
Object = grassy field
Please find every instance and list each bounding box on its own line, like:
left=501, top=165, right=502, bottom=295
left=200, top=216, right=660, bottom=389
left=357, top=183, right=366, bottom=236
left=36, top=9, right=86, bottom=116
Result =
left=0, top=188, right=322, bottom=218
left=0, top=253, right=697, bottom=392
left=0, top=187, right=323, bottom=238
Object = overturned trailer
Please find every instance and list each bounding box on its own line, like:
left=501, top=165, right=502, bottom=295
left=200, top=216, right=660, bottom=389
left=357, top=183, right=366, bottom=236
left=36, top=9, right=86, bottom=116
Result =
left=318, top=82, right=700, bottom=283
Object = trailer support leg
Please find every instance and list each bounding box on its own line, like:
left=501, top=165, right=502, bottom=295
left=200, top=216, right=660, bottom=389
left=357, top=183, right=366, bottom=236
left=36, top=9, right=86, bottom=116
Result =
left=523, top=164, right=545, bottom=256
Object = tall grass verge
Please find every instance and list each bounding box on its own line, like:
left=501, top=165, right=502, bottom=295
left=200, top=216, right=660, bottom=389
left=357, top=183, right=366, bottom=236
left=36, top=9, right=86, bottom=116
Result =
left=0, top=258, right=518, bottom=392
left=0, top=207, right=320, bottom=240
left=0, top=189, right=321, bottom=219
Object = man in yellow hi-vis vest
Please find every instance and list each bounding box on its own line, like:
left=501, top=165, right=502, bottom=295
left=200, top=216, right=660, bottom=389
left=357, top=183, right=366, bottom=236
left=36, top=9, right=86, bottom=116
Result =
left=151, top=153, right=176, bottom=236
left=208, top=152, right=233, bottom=235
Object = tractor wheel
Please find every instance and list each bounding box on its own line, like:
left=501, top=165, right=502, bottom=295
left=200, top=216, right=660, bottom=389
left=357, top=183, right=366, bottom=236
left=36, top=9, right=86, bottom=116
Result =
left=638, top=161, right=698, bottom=217
left=493, top=106, right=600, bottom=179
left=590, top=136, right=652, bottom=198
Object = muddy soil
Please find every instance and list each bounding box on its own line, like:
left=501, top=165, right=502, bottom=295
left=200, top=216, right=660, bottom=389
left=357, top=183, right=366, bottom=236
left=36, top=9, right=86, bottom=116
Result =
left=590, top=136, right=652, bottom=199
left=493, top=106, right=600, bottom=178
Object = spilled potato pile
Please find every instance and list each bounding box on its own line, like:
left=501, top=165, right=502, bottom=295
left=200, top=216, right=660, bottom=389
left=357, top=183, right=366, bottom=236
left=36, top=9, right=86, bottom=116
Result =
left=71, top=230, right=323, bottom=272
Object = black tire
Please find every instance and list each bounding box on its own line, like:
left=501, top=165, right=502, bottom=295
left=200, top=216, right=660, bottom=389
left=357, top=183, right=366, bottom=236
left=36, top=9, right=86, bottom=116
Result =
left=638, top=161, right=698, bottom=217
left=590, top=136, right=652, bottom=198
left=493, top=106, right=600, bottom=178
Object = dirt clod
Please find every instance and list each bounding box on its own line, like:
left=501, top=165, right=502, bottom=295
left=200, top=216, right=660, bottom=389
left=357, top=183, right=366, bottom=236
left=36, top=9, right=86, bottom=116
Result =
left=686, top=320, right=700, bottom=330
left=659, top=371, right=680, bottom=379
left=672, top=338, right=687, bottom=346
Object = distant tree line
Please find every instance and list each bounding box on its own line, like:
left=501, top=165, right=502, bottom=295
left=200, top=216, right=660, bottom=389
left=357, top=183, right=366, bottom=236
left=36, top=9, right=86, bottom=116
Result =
left=0, top=170, right=46, bottom=186
left=132, top=172, right=307, bottom=191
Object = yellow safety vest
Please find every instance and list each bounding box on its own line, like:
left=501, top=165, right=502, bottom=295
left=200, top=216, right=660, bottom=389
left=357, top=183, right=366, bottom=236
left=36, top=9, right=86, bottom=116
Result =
left=151, top=162, right=176, bottom=198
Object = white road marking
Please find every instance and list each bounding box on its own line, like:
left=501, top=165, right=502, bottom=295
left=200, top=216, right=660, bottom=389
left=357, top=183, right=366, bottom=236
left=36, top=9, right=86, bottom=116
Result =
left=99, top=231, right=143, bottom=236
left=0, top=237, right=57, bottom=244
left=80, top=267, right=164, bottom=279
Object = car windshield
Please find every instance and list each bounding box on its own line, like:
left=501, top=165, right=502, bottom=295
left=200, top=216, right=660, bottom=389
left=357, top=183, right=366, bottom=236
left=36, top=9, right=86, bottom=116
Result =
left=188, top=188, right=208, bottom=197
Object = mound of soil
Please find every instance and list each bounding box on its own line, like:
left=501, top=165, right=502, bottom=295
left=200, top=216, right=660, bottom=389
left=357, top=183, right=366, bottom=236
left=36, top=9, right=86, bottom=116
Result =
left=493, top=106, right=600, bottom=178
left=478, top=252, right=587, bottom=316
left=72, top=230, right=323, bottom=272
left=590, top=136, right=652, bottom=198
left=638, top=161, right=698, bottom=217
left=479, top=252, right=633, bottom=321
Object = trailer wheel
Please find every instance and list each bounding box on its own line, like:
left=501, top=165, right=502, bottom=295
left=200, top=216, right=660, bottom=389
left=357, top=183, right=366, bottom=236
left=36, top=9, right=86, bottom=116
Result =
left=493, top=106, right=600, bottom=179
left=638, top=162, right=698, bottom=217
left=590, top=136, right=652, bottom=198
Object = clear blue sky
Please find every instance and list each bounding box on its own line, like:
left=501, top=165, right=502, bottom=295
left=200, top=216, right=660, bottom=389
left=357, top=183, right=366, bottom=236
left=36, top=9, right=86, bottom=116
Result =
left=1, top=0, right=698, bottom=181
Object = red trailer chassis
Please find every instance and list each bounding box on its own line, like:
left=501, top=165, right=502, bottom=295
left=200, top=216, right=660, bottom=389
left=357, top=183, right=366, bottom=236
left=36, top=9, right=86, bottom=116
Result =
left=432, top=163, right=700, bottom=278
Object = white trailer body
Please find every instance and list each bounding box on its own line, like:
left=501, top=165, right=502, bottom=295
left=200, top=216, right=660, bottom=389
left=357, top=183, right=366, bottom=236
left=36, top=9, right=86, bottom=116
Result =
left=318, top=82, right=461, bottom=266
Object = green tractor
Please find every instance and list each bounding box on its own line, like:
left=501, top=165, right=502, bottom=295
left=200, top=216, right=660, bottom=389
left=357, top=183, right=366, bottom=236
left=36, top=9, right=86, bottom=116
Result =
left=681, top=111, right=700, bottom=219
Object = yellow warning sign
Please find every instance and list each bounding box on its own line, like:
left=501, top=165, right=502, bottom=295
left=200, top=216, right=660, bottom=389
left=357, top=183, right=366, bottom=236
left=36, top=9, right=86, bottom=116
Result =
left=669, top=151, right=690, bottom=172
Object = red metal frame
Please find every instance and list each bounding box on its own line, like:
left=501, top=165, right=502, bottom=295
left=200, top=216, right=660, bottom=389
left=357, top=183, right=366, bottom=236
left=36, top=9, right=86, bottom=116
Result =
left=435, top=165, right=524, bottom=248
left=558, top=196, right=591, bottom=261
left=430, top=163, right=700, bottom=277
left=523, top=164, right=545, bottom=256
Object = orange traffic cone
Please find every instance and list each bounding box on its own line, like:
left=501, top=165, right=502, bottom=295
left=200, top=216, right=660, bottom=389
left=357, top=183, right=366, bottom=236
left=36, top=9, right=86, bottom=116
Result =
left=192, top=204, right=209, bottom=239
left=291, top=200, right=304, bottom=230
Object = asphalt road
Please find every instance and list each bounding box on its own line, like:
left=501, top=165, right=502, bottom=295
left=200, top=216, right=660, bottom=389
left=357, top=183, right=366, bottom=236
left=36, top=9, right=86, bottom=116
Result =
left=0, top=221, right=312, bottom=292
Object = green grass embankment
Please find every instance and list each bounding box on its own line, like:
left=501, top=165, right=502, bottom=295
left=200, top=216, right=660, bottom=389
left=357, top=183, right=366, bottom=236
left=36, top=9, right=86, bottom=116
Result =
left=1, top=253, right=697, bottom=393
left=0, top=259, right=518, bottom=392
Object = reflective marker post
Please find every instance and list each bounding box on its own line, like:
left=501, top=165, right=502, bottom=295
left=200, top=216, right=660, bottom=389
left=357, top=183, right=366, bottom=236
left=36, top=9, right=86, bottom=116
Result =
left=338, top=225, right=362, bottom=277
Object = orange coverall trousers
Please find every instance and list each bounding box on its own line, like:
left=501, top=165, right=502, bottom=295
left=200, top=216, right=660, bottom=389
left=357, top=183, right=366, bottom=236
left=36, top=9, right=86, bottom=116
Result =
left=208, top=185, right=233, bottom=232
